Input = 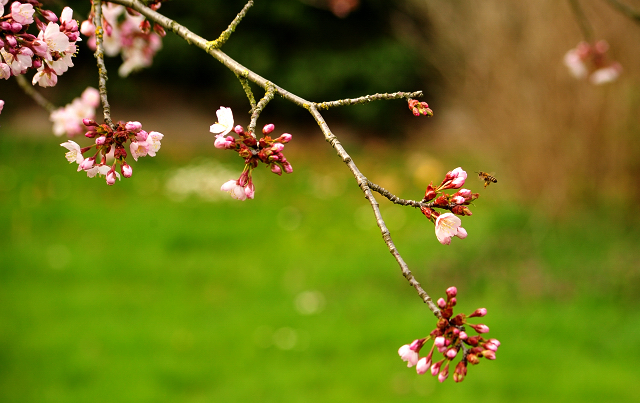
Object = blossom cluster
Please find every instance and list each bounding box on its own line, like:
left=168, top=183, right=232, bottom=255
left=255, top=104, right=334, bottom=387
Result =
left=81, top=2, right=165, bottom=77
left=407, top=99, right=433, bottom=117
left=420, top=167, right=478, bottom=245
left=210, top=106, right=293, bottom=200
left=61, top=119, right=163, bottom=185
left=398, top=287, right=500, bottom=383
left=50, top=87, right=99, bottom=137
left=0, top=2, right=79, bottom=87
left=563, top=40, right=622, bottom=85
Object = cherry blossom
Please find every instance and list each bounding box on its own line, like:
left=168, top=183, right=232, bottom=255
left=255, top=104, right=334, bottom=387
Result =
left=10, top=1, right=35, bottom=25
left=434, top=213, right=467, bottom=245
left=210, top=106, right=234, bottom=137
left=221, top=179, right=248, bottom=201
left=60, top=140, right=85, bottom=165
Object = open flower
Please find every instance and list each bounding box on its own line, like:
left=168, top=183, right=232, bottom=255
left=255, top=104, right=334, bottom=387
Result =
left=60, top=140, right=84, bottom=164
left=221, top=179, right=247, bottom=201
left=210, top=107, right=234, bottom=137
left=435, top=213, right=467, bottom=245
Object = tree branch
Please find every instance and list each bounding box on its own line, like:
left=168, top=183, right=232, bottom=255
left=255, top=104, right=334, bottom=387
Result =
left=316, top=91, right=424, bottom=110
left=93, top=0, right=115, bottom=129
left=107, top=0, right=439, bottom=315
left=604, top=0, right=640, bottom=25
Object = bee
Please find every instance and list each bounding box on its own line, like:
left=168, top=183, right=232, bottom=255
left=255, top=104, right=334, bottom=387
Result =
left=476, top=171, right=497, bottom=188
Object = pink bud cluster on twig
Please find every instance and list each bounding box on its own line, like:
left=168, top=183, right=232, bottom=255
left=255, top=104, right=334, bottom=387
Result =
left=60, top=118, right=163, bottom=185
left=420, top=167, right=479, bottom=245
left=398, top=287, right=500, bottom=383
left=563, top=40, right=622, bottom=85
left=210, top=106, right=293, bottom=201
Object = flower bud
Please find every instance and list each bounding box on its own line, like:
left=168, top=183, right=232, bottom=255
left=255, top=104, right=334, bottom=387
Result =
left=262, top=123, right=275, bottom=134
left=40, top=9, right=58, bottom=22
left=80, top=20, right=95, bottom=36
left=234, top=125, right=244, bottom=135
left=469, top=308, right=487, bottom=318
left=283, top=162, right=293, bottom=174
left=83, top=118, right=98, bottom=127
left=125, top=121, right=142, bottom=132
left=481, top=350, right=496, bottom=360
left=270, top=164, right=282, bottom=175
left=106, top=170, right=117, bottom=186
left=437, top=298, right=446, bottom=308
left=445, top=348, right=458, bottom=359
left=416, top=357, right=430, bottom=374
left=423, top=183, right=437, bottom=201
left=95, top=136, right=106, bottom=146
left=278, top=133, right=292, bottom=143
left=121, top=163, right=133, bottom=178
left=446, top=287, right=457, bottom=299
left=469, top=323, right=490, bottom=334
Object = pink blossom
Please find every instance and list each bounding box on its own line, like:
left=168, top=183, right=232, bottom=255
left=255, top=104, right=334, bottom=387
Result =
left=469, top=323, right=490, bottom=334
left=210, top=107, right=234, bottom=137
left=1, top=48, right=32, bottom=75
left=130, top=141, right=149, bottom=161
left=11, top=1, right=34, bottom=25
left=245, top=181, right=255, bottom=199
left=398, top=344, right=419, bottom=368
left=60, top=140, right=84, bottom=164
left=221, top=179, right=247, bottom=201
left=214, top=134, right=235, bottom=149
left=32, top=67, right=58, bottom=87
left=590, top=63, right=622, bottom=85
left=0, top=99, right=4, bottom=114
left=416, top=357, right=430, bottom=374
left=40, top=22, right=70, bottom=58
left=434, top=213, right=467, bottom=245
left=430, top=360, right=443, bottom=376
left=106, top=170, right=118, bottom=186
left=0, top=0, right=8, bottom=16
left=125, top=121, right=142, bottom=132
left=50, top=87, right=99, bottom=137
left=60, top=7, right=74, bottom=24
left=81, top=87, right=100, bottom=108
left=469, top=307, right=487, bottom=318
left=121, top=163, right=133, bottom=178
left=79, top=157, right=95, bottom=171
left=563, top=49, right=588, bottom=79
left=146, top=131, right=163, bottom=156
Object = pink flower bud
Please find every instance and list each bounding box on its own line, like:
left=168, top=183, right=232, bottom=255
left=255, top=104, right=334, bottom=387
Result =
left=106, top=170, right=117, bottom=186
left=121, top=163, right=132, bottom=178
left=95, top=136, right=106, bottom=146
left=40, top=9, right=58, bottom=22
left=469, top=324, right=490, bottom=334
left=234, top=125, right=244, bottom=135
left=79, top=157, right=95, bottom=171
left=459, top=331, right=468, bottom=340
left=262, top=123, right=275, bottom=134
left=430, top=360, right=443, bottom=376
left=245, top=182, right=255, bottom=199
left=437, top=298, right=446, bottom=308
left=272, top=143, right=284, bottom=152
left=83, top=118, right=98, bottom=127
left=445, top=348, right=458, bottom=359
left=487, top=338, right=501, bottom=347
left=434, top=336, right=445, bottom=348
left=283, top=162, right=293, bottom=174
left=416, top=357, right=430, bottom=374
left=446, top=287, right=457, bottom=299
left=438, top=370, right=449, bottom=383
left=449, top=297, right=456, bottom=306
left=452, top=195, right=465, bottom=205
left=469, top=308, right=487, bottom=318
left=80, top=20, right=95, bottom=36
left=481, top=350, right=496, bottom=360
left=278, top=133, right=292, bottom=143
left=125, top=121, right=142, bottom=132
left=484, top=342, right=499, bottom=352
left=271, top=164, right=282, bottom=175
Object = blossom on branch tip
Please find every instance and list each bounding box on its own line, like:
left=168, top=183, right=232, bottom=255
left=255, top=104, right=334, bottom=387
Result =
left=221, top=179, right=248, bottom=201
left=563, top=40, right=622, bottom=85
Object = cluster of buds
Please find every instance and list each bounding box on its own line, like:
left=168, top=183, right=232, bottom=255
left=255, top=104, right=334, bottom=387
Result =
left=81, top=2, right=165, bottom=77
left=50, top=87, right=99, bottom=137
left=398, top=287, right=500, bottom=383
left=420, top=167, right=479, bottom=245
left=210, top=106, right=293, bottom=201
left=407, top=99, right=433, bottom=117
left=563, top=40, right=622, bottom=85
left=61, top=119, right=163, bottom=185
left=1, top=2, right=80, bottom=87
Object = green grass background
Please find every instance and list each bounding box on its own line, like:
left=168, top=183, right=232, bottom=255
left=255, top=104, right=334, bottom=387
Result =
left=1, top=132, right=639, bottom=402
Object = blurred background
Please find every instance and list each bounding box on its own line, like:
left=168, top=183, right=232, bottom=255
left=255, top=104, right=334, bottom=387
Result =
left=1, top=0, right=640, bottom=401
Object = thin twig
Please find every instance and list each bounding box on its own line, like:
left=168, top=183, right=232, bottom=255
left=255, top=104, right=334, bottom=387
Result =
left=316, top=91, right=424, bottom=110
left=248, top=84, right=276, bottom=134
left=235, top=71, right=257, bottom=110
left=205, top=0, right=254, bottom=50
left=568, top=0, right=594, bottom=41
left=604, top=0, right=640, bottom=25
left=93, top=0, right=115, bottom=129
left=14, top=75, right=56, bottom=113
left=367, top=181, right=458, bottom=211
